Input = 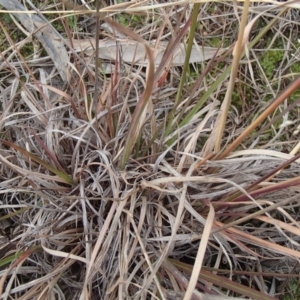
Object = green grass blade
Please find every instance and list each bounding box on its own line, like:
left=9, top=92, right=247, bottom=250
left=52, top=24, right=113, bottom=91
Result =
left=0, top=246, right=40, bottom=268
left=0, top=208, right=29, bottom=222
left=164, top=3, right=200, bottom=140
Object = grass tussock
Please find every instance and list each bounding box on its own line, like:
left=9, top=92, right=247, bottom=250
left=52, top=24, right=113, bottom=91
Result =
left=1, top=0, right=300, bottom=299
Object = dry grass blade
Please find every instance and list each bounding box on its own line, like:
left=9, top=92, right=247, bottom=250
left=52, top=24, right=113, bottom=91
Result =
left=219, top=74, right=300, bottom=159
left=0, top=139, right=74, bottom=184
left=212, top=195, right=299, bottom=234
left=42, top=245, right=88, bottom=264
left=218, top=222, right=300, bottom=259
left=0, top=0, right=69, bottom=82
left=170, top=259, right=279, bottom=300
left=1, top=0, right=300, bottom=299
left=184, top=203, right=215, bottom=300
left=0, top=208, right=29, bottom=223
left=102, top=18, right=155, bottom=169
left=213, top=0, right=250, bottom=152
left=0, top=247, right=40, bottom=297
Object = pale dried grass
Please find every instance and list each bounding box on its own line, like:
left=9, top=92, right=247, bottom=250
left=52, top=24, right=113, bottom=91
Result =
left=0, top=1, right=300, bottom=299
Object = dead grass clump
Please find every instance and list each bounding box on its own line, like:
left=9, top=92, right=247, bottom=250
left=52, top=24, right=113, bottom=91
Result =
left=1, top=0, right=300, bottom=299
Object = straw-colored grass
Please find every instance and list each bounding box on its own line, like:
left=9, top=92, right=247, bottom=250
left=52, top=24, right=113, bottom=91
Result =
left=1, top=0, right=300, bottom=299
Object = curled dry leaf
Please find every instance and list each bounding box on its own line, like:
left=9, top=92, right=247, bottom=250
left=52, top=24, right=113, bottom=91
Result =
left=72, top=38, right=227, bottom=69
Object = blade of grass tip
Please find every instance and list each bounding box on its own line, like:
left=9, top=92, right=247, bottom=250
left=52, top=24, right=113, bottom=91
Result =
left=0, top=246, right=39, bottom=268
left=164, top=3, right=200, bottom=141
left=112, top=45, right=120, bottom=137
left=103, top=18, right=155, bottom=170
left=217, top=74, right=300, bottom=159
left=214, top=0, right=250, bottom=152
left=92, top=0, right=101, bottom=117
left=0, top=139, right=74, bottom=184
left=183, top=202, right=214, bottom=300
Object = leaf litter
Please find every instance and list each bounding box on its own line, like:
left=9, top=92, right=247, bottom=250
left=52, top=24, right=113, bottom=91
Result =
left=0, top=0, right=300, bottom=299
